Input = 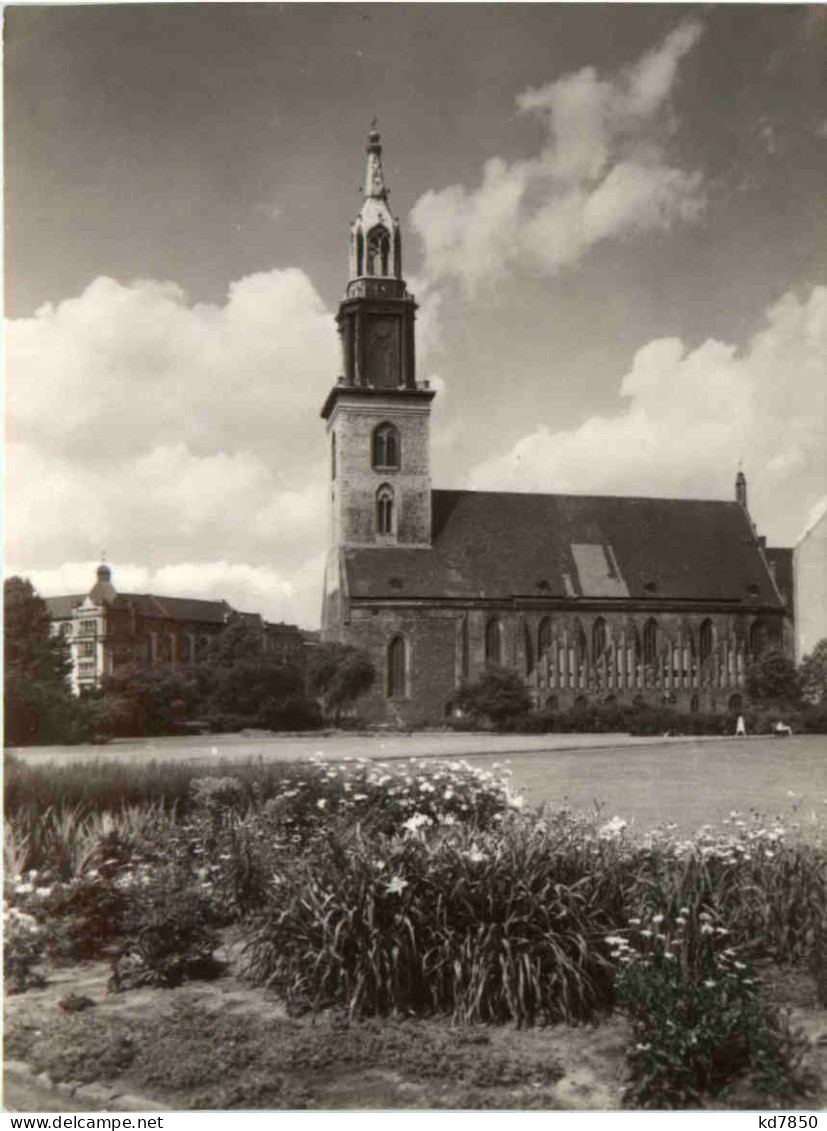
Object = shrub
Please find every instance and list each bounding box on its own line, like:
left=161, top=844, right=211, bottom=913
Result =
left=613, top=909, right=812, bottom=1107
left=244, top=817, right=620, bottom=1024
left=3, top=902, right=47, bottom=992
left=449, top=667, right=533, bottom=728
left=307, top=643, right=376, bottom=724
left=746, top=649, right=801, bottom=707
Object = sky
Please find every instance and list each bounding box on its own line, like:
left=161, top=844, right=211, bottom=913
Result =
left=5, top=3, right=827, bottom=628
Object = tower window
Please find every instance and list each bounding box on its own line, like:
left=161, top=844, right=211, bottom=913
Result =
left=356, top=229, right=364, bottom=276
left=592, top=617, right=607, bottom=661
left=387, top=635, right=408, bottom=698
left=331, top=432, right=336, bottom=480
left=366, top=225, right=390, bottom=276
left=372, top=423, right=400, bottom=469
left=376, top=485, right=394, bottom=535
left=485, top=617, right=502, bottom=666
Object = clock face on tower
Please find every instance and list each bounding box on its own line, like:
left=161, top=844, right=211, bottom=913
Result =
left=366, top=318, right=400, bottom=389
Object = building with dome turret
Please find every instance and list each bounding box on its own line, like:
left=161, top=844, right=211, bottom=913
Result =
left=320, top=129, right=795, bottom=726
left=45, top=563, right=305, bottom=693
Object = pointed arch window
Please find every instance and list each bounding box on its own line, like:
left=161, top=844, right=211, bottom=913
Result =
left=592, top=618, right=607, bottom=662
left=372, top=423, right=400, bottom=470
left=643, top=619, right=658, bottom=666
left=485, top=617, right=502, bottom=666
left=366, top=225, right=390, bottom=276
left=749, top=620, right=765, bottom=659
left=538, top=617, right=552, bottom=659
left=356, top=229, right=365, bottom=276
left=387, top=635, right=408, bottom=699
left=524, top=621, right=535, bottom=675
left=699, top=619, right=713, bottom=665
left=575, top=620, right=588, bottom=659
left=460, top=617, right=469, bottom=680
left=331, top=432, right=337, bottom=480
left=376, top=485, right=394, bottom=535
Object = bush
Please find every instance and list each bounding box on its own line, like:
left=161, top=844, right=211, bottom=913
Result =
left=244, top=819, right=618, bottom=1024
left=449, top=667, right=533, bottom=728
left=307, top=643, right=376, bottom=724
left=613, top=908, right=812, bottom=1107
left=3, top=902, right=47, bottom=992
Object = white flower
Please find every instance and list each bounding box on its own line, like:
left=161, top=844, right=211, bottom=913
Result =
left=703, top=980, right=716, bottom=988
left=464, top=847, right=487, bottom=864
left=652, top=914, right=665, bottom=925
left=316, top=798, right=327, bottom=809
left=604, top=935, right=627, bottom=947
left=598, top=816, right=627, bottom=838
left=386, top=876, right=408, bottom=896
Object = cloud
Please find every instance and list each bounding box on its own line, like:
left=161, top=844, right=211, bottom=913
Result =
left=5, top=270, right=338, bottom=626
left=410, top=20, right=704, bottom=295
left=467, top=286, right=827, bottom=544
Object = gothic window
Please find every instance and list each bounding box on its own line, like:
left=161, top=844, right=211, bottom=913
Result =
left=643, top=619, right=658, bottom=666
left=538, top=617, right=552, bottom=658
left=728, top=693, right=743, bottom=713
left=575, top=621, right=588, bottom=659
left=331, top=432, right=336, bottom=480
left=387, top=635, right=408, bottom=699
left=179, top=635, right=191, bottom=663
left=630, top=624, right=641, bottom=661
left=592, top=618, right=607, bottom=661
left=524, top=621, right=534, bottom=675
left=376, top=485, right=394, bottom=535
left=485, top=617, right=502, bottom=666
left=690, top=694, right=700, bottom=713
left=699, top=619, right=713, bottom=665
left=460, top=618, right=469, bottom=680
left=366, top=225, right=390, bottom=276
left=372, top=423, right=400, bottom=469
left=356, top=229, right=364, bottom=276
left=749, top=620, right=765, bottom=659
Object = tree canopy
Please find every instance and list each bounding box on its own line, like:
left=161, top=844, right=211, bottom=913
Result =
left=307, top=642, right=376, bottom=723
left=449, top=665, right=533, bottom=727
left=745, top=647, right=801, bottom=706
left=799, top=638, right=827, bottom=705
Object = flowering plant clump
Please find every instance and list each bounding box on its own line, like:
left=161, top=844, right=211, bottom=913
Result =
left=611, top=908, right=811, bottom=1108
left=4, top=896, right=47, bottom=992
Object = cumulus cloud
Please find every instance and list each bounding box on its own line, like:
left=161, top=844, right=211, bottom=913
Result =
left=410, top=20, right=704, bottom=295
left=6, top=270, right=338, bottom=626
left=467, top=286, right=827, bottom=544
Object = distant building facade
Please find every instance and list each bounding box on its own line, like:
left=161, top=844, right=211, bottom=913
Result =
left=793, top=506, right=827, bottom=663
left=320, top=129, right=795, bottom=725
left=45, top=563, right=306, bottom=693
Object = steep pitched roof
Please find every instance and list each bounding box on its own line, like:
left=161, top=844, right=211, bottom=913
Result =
left=343, top=489, right=783, bottom=606
left=117, top=594, right=232, bottom=623
left=44, top=595, right=84, bottom=619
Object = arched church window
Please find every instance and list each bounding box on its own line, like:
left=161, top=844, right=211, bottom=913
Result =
left=749, top=620, right=765, bottom=659
left=372, top=423, right=400, bottom=470
left=575, top=620, right=588, bottom=659
left=460, top=617, right=469, bottom=680
left=592, top=618, right=607, bottom=661
left=356, top=229, right=364, bottom=276
left=376, top=485, right=394, bottom=536
left=728, top=693, right=743, bottom=713
left=538, top=617, right=552, bottom=658
left=387, top=635, right=408, bottom=699
left=690, top=694, right=700, bottom=713
left=366, top=226, right=390, bottom=276
left=485, top=618, right=502, bottom=666
left=331, top=432, right=336, bottom=480
left=643, top=619, right=658, bottom=666
left=699, top=619, right=713, bottom=665
left=524, top=621, right=534, bottom=676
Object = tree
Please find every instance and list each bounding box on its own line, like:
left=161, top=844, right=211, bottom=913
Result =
left=799, top=638, right=827, bottom=705
left=448, top=666, right=532, bottom=728
left=3, top=577, right=81, bottom=746
left=100, top=663, right=200, bottom=736
left=306, top=642, right=375, bottom=724
left=745, top=647, right=801, bottom=706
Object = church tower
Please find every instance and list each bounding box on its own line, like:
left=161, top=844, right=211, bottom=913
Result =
left=320, top=126, right=435, bottom=554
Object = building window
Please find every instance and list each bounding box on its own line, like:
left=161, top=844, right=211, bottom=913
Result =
left=690, top=694, right=700, bottom=713
left=60, top=622, right=73, bottom=636
left=485, top=618, right=502, bottom=666
left=331, top=432, right=336, bottom=480
left=372, top=423, right=400, bottom=469
left=538, top=617, right=552, bottom=659
left=79, top=619, right=97, bottom=635
left=376, top=485, right=394, bottom=535
left=79, top=640, right=95, bottom=658
left=387, top=635, right=407, bottom=698
left=643, top=619, right=658, bottom=665
left=356, top=229, right=364, bottom=275
left=460, top=618, right=469, bottom=680
left=749, top=620, right=765, bottom=659
left=592, top=618, right=607, bottom=661
left=366, top=225, right=390, bottom=276
left=699, top=619, right=713, bottom=665
left=524, top=621, right=534, bottom=675
left=728, top=693, right=743, bottom=713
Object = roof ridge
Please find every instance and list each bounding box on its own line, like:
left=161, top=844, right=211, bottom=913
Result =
left=431, top=487, right=739, bottom=507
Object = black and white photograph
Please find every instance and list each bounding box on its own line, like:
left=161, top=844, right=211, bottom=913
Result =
left=4, top=2, right=827, bottom=1118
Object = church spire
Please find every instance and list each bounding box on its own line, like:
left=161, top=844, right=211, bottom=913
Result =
left=350, top=124, right=402, bottom=282
left=735, top=465, right=748, bottom=510
left=364, top=121, right=388, bottom=201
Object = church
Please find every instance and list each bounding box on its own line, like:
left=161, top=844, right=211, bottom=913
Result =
left=320, top=128, right=794, bottom=726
